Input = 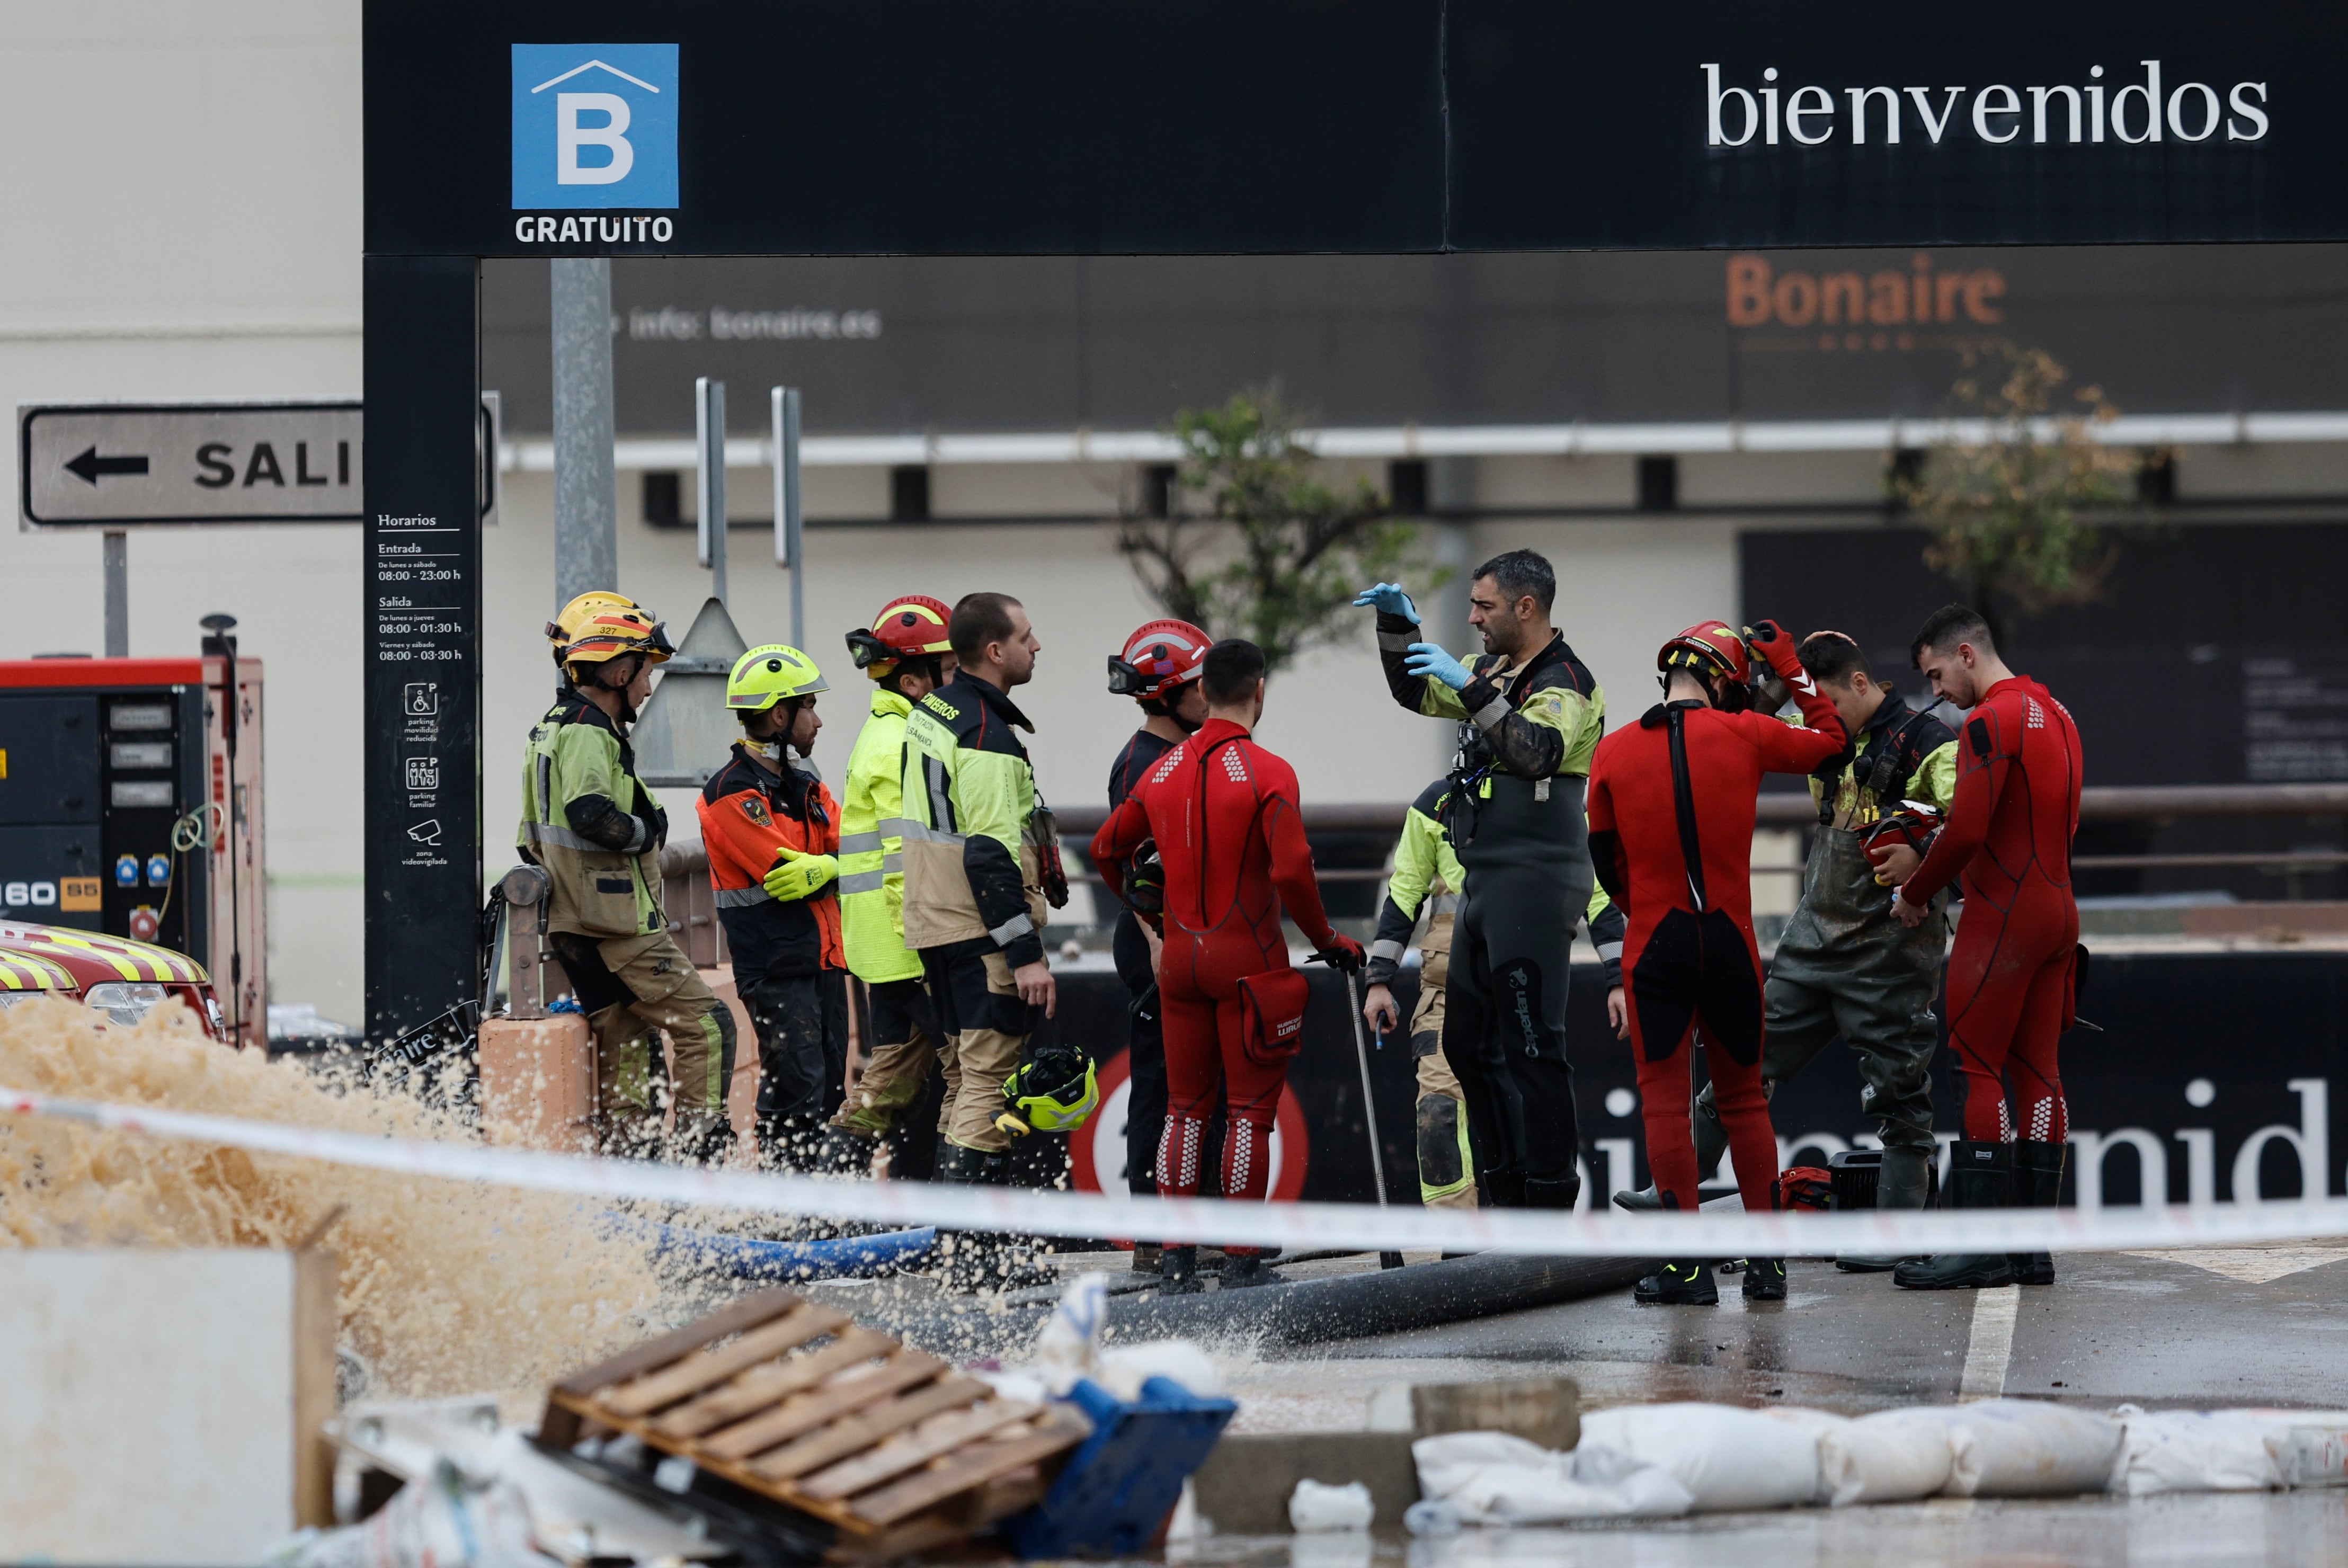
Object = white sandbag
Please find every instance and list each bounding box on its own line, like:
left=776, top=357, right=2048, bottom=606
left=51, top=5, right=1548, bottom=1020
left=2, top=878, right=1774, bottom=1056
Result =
left=1409, top=1430, right=1693, bottom=1524
left=1817, top=1411, right=1955, bottom=1505
left=2111, top=1408, right=2282, bottom=1496
left=2271, top=1425, right=2348, bottom=1489
left=2222, top=1410, right=2348, bottom=1489
left=1288, top=1479, right=1374, bottom=1532
left=1578, top=1403, right=1821, bottom=1512
left=1757, top=1408, right=1853, bottom=1504
left=1904, top=1401, right=2122, bottom=1498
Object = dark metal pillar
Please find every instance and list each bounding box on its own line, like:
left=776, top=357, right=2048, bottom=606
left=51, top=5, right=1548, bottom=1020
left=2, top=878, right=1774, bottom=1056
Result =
left=363, top=255, right=483, bottom=1041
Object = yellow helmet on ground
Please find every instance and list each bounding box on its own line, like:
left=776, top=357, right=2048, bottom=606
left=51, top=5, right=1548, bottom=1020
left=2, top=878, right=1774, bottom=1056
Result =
left=548, top=592, right=674, bottom=677
left=727, top=644, right=830, bottom=715
left=995, top=1044, right=1100, bottom=1137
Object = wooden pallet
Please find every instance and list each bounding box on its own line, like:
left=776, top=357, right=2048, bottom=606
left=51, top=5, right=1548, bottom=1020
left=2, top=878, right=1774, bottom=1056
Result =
left=538, top=1287, right=1090, bottom=1561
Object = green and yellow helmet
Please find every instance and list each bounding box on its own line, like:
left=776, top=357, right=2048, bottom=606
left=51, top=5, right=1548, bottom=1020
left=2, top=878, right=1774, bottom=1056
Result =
left=996, top=1044, right=1100, bottom=1137
left=727, top=644, right=829, bottom=717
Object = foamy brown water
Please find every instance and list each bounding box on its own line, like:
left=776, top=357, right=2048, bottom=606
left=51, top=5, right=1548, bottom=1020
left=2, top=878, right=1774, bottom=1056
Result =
left=0, top=996, right=675, bottom=1399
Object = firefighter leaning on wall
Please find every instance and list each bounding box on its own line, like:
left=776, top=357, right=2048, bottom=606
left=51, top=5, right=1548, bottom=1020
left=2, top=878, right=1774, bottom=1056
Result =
left=520, top=592, right=739, bottom=1163
left=1363, top=778, right=1627, bottom=1208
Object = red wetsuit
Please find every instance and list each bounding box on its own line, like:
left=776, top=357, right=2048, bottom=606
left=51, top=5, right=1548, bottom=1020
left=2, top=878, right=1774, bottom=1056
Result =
left=1899, top=676, right=2082, bottom=1144
left=1587, top=644, right=1846, bottom=1215
left=1092, top=718, right=1345, bottom=1239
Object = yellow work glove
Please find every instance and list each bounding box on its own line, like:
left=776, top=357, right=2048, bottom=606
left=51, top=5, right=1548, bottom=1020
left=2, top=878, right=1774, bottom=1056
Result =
left=763, top=844, right=839, bottom=902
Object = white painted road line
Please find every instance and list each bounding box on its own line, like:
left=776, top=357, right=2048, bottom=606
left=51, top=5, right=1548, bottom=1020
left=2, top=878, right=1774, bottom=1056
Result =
left=1960, top=1285, right=2021, bottom=1401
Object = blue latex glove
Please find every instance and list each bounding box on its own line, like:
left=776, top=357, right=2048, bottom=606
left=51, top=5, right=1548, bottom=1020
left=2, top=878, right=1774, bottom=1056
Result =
left=1404, top=642, right=1474, bottom=691
left=1351, top=582, right=1420, bottom=623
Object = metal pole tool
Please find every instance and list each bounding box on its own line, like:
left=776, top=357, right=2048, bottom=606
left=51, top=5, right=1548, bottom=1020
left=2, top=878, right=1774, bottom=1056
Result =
left=1342, top=968, right=1407, bottom=1270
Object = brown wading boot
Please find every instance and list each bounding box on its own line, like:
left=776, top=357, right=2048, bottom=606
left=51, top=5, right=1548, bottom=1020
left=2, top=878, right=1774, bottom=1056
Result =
left=2008, top=1139, right=2066, bottom=1286
left=1132, top=1244, right=1163, bottom=1274
left=1894, top=1141, right=2018, bottom=1290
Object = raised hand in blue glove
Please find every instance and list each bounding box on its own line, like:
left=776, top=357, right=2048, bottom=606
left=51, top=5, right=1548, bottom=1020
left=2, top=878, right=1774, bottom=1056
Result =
left=1351, top=582, right=1420, bottom=623
left=1404, top=642, right=1474, bottom=691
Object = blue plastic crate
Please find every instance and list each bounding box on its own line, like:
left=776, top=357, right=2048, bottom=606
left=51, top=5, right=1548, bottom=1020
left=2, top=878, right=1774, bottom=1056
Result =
left=1000, top=1375, right=1238, bottom=1558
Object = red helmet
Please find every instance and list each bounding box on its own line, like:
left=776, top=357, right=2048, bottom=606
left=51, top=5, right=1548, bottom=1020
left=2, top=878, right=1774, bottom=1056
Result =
left=1658, top=621, right=1751, bottom=687
left=1108, top=619, right=1210, bottom=700
left=846, top=595, right=954, bottom=680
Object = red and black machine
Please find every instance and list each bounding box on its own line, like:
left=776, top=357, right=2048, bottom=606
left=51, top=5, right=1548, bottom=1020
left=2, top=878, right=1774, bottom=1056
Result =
left=0, top=627, right=265, bottom=1047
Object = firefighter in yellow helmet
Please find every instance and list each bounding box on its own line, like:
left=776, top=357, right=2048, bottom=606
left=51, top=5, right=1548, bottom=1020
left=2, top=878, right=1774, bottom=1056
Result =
left=815, top=595, right=957, bottom=1173
left=697, top=645, right=847, bottom=1170
left=520, top=592, right=739, bottom=1162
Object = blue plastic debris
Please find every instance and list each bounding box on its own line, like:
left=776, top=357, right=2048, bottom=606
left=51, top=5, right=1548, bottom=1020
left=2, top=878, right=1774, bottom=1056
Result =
left=1000, top=1375, right=1237, bottom=1559
left=599, top=1214, right=936, bottom=1281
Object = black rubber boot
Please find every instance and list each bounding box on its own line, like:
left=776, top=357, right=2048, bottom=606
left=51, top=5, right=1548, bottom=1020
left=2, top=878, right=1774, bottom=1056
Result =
left=1523, top=1173, right=1580, bottom=1210
left=2009, top=1140, right=2066, bottom=1286
left=1482, top=1169, right=1528, bottom=1209
left=1837, top=1145, right=1933, bottom=1273
left=1131, top=1243, right=1162, bottom=1275
left=815, top=1127, right=876, bottom=1176
left=1895, top=1141, right=2018, bottom=1291
left=1159, top=1244, right=1204, bottom=1295
left=1221, top=1252, right=1283, bottom=1289
left=1741, top=1258, right=1788, bottom=1300
left=1634, top=1260, right=1719, bottom=1305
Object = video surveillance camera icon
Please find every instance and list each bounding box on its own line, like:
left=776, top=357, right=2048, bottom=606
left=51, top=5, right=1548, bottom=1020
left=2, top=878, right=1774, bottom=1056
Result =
left=407, top=819, right=443, bottom=847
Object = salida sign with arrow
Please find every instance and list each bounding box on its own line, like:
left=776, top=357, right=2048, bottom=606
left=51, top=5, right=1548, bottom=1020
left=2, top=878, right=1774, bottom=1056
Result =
left=19, top=401, right=363, bottom=528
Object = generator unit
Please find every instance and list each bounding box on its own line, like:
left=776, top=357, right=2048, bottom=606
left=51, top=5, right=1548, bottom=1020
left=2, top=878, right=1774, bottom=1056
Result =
left=0, top=630, right=265, bottom=1047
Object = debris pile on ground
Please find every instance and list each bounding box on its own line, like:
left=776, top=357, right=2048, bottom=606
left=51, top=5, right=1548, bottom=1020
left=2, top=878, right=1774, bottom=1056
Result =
left=304, top=1273, right=1235, bottom=1565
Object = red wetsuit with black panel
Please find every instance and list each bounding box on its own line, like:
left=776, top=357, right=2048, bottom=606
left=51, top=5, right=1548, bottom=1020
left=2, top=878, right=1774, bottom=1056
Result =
left=1899, top=675, right=2083, bottom=1143
left=1586, top=647, right=1846, bottom=1216
left=1092, top=718, right=1344, bottom=1240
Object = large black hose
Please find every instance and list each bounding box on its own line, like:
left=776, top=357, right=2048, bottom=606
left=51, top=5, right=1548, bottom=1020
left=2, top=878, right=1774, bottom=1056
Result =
left=866, top=1252, right=1650, bottom=1357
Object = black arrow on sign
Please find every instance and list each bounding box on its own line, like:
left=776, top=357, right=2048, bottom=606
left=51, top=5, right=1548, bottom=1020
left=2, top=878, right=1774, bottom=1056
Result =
left=64, top=446, right=149, bottom=485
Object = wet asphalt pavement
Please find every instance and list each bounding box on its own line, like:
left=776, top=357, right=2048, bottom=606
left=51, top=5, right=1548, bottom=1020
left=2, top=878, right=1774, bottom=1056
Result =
left=1128, top=1246, right=2348, bottom=1565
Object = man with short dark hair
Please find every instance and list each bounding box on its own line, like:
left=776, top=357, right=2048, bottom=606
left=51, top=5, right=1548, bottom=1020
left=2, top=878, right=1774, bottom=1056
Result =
left=1093, top=638, right=1365, bottom=1293
left=897, top=592, right=1064, bottom=1270
left=1612, top=631, right=1956, bottom=1266
left=1356, top=549, right=1607, bottom=1210
left=1885, top=605, right=2083, bottom=1292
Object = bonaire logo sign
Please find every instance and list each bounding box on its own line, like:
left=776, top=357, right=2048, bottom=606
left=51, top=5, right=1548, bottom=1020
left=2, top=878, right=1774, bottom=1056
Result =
left=511, top=43, right=678, bottom=237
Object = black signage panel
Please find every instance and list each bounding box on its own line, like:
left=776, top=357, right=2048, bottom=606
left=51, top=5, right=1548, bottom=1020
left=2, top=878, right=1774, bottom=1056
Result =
left=366, top=0, right=1446, bottom=259
left=371, top=0, right=2348, bottom=260
left=1448, top=0, right=2348, bottom=249
left=362, top=259, right=483, bottom=1039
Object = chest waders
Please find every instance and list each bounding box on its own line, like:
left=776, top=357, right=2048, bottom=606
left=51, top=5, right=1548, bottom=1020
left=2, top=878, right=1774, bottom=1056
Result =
left=1439, top=768, right=1593, bottom=1210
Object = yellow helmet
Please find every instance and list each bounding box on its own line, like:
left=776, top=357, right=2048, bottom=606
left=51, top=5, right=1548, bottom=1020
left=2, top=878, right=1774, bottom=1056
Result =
left=995, top=1045, right=1100, bottom=1137
left=548, top=592, right=674, bottom=677
left=727, top=644, right=829, bottom=715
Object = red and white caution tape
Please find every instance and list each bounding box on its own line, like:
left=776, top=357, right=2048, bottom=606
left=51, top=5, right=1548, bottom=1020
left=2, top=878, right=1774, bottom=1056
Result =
left=6, top=1085, right=2346, bottom=1259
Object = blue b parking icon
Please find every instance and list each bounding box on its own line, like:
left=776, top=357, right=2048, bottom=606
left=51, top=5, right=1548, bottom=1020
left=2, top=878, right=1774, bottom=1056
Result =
left=511, top=43, right=678, bottom=210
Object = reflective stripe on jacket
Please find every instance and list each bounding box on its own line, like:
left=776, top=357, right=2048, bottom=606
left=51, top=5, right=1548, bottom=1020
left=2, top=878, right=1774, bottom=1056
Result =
left=696, top=743, right=844, bottom=977
left=898, top=672, right=1049, bottom=967
left=840, top=689, right=923, bottom=983
left=517, top=692, right=666, bottom=939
